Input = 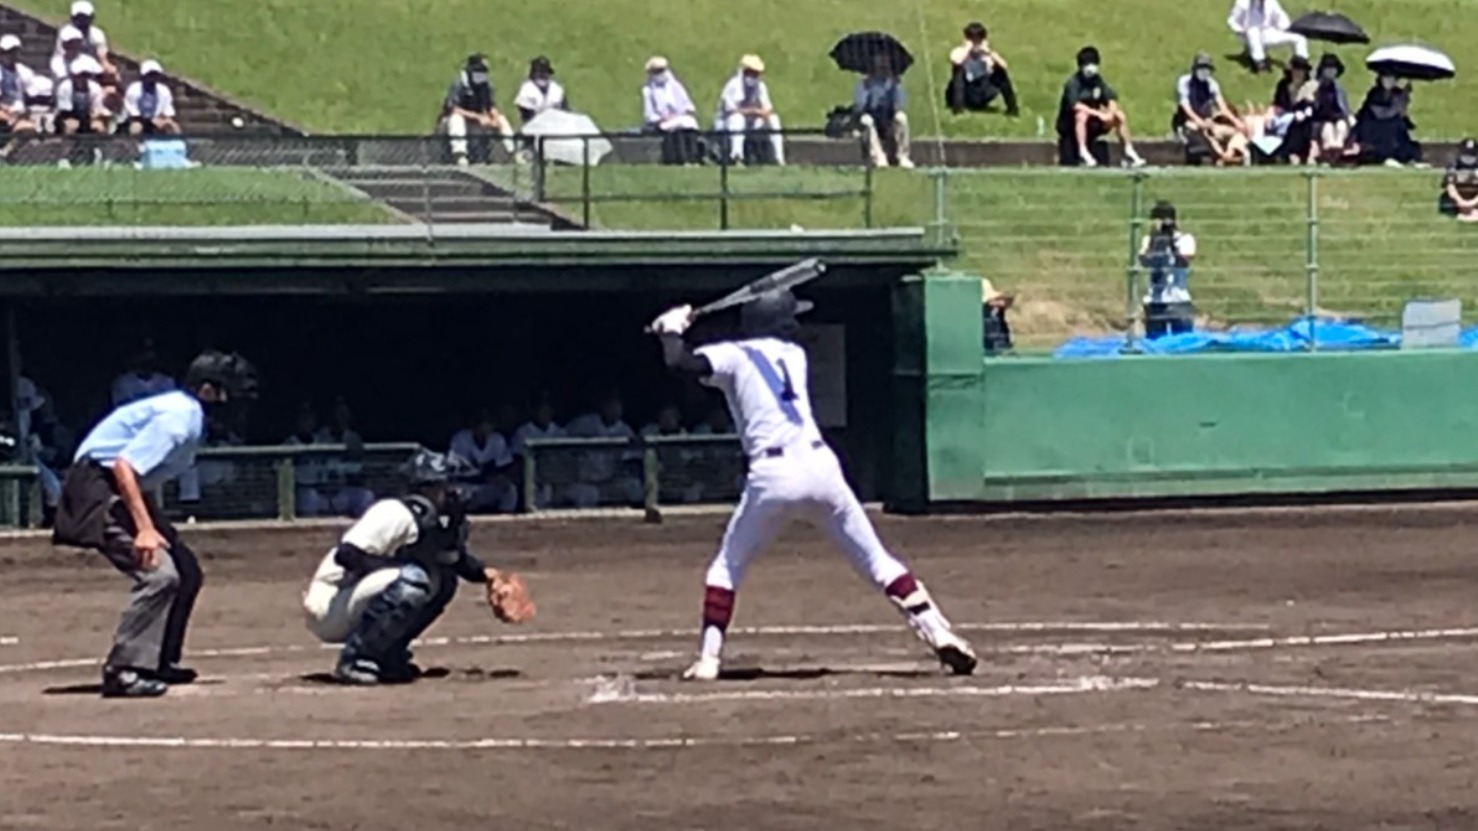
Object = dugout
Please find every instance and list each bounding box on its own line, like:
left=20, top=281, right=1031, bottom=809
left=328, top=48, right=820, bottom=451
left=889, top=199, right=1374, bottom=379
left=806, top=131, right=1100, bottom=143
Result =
left=0, top=225, right=955, bottom=504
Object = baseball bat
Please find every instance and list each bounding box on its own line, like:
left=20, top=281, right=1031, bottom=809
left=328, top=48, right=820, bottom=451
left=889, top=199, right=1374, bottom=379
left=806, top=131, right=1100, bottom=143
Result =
left=645, top=258, right=826, bottom=333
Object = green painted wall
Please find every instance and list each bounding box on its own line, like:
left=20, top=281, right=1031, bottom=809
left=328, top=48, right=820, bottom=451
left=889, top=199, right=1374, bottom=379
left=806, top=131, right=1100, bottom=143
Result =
left=975, top=350, right=1478, bottom=502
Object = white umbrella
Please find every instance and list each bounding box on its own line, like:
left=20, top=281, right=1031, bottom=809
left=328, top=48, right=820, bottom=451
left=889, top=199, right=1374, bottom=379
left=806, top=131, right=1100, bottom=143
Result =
left=521, top=110, right=612, bottom=166
left=1365, top=44, right=1456, bottom=81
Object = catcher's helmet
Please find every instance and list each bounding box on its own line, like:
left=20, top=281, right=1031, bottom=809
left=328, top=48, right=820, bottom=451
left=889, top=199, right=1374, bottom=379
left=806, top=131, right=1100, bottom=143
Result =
left=740, top=289, right=814, bottom=337
left=183, top=350, right=259, bottom=400
left=402, top=449, right=477, bottom=485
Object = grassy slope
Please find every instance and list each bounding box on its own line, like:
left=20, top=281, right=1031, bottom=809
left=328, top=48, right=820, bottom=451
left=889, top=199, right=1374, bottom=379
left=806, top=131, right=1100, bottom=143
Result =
left=534, top=166, right=1478, bottom=348
left=0, top=168, right=393, bottom=225
left=12, top=0, right=1477, bottom=139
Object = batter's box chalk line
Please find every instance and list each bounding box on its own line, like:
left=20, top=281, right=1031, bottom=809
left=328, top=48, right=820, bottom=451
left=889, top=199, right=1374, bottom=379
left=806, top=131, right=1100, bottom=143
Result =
left=0, top=636, right=17, bottom=646
left=0, top=713, right=1391, bottom=753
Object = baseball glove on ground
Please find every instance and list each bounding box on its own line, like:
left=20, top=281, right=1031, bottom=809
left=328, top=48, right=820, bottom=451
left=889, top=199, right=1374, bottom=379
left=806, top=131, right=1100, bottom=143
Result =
left=486, top=570, right=535, bottom=624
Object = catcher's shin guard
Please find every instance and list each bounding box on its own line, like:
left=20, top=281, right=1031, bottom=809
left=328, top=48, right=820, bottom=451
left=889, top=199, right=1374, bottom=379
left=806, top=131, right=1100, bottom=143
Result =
left=338, top=564, right=442, bottom=676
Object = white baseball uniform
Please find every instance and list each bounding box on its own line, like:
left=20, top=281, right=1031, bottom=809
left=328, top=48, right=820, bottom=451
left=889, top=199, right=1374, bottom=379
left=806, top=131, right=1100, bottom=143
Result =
left=694, top=336, right=909, bottom=591
left=448, top=427, right=517, bottom=512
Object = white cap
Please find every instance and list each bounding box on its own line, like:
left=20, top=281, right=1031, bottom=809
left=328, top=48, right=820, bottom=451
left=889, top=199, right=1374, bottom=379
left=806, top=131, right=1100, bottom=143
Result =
left=645, top=55, right=669, bottom=72
left=0, top=34, right=20, bottom=51
left=140, top=59, right=162, bottom=76
left=71, top=1, right=95, bottom=17
left=59, top=24, right=82, bottom=42
left=70, top=55, right=102, bottom=76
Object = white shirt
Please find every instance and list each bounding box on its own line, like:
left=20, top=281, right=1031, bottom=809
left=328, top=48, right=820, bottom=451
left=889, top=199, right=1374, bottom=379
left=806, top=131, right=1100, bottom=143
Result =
left=52, top=26, right=106, bottom=68
left=308, top=498, right=420, bottom=588
left=55, top=76, right=107, bottom=116
left=717, top=72, right=773, bottom=118
left=695, top=337, right=822, bottom=460
left=0, top=63, right=37, bottom=113
left=511, top=420, right=565, bottom=456
left=1139, top=231, right=1198, bottom=304
left=514, top=78, right=566, bottom=116
left=449, top=428, right=513, bottom=471
left=124, top=79, right=175, bottom=119
left=111, top=370, right=176, bottom=406
left=1228, top=0, right=1292, bottom=33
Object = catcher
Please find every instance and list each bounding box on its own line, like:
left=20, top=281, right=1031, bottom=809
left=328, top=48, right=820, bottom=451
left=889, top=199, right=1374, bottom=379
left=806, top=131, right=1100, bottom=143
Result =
left=302, top=449, right=534, bottom=685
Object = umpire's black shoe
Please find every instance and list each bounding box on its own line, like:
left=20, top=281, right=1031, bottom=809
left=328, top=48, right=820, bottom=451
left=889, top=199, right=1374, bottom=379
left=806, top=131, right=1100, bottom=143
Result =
left=101, top=667, right=168, bottom=699
left=147, top=664, right=199, bottom=685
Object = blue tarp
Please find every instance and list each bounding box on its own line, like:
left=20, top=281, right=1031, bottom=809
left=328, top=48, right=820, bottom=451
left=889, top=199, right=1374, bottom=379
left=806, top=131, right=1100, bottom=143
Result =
left=1050, top=316, right=1470, bottom=359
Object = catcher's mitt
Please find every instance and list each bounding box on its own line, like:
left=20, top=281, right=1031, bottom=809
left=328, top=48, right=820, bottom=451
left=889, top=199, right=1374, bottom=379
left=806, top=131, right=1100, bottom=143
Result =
left=487, top=571, right=535, bottom=624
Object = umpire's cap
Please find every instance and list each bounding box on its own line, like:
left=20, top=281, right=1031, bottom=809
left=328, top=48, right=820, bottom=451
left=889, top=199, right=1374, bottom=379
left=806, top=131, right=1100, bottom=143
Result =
left=403, top=449, right=477, bottom=485
left=740, top=288, right=814, bottom=337
left=184, top=350, right=258, bottom=400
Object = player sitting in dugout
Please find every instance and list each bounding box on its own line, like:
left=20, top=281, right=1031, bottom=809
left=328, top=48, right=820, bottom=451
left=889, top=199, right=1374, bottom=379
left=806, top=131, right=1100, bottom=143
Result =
left=302, top=449, right=534, bottom=685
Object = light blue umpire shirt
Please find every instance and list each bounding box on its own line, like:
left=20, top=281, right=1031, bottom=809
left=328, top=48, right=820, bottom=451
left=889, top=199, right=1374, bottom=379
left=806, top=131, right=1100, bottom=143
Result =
left=74, top=390, right=206, bottom=490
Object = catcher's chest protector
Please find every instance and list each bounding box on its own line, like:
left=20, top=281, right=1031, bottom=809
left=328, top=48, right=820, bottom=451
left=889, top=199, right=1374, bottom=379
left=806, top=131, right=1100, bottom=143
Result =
left=398, top=495, right=465, bottom=566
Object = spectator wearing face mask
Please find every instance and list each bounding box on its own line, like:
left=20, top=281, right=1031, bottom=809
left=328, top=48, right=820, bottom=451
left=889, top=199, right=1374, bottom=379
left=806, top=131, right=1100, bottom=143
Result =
left=1227, top=0, right=1308, bottom=74
left=714, top=54, right=784, bottom=166
left=1353, top=73, right=1420, bottom=167
left=55, top=55, right=109, bottom=136
left=1439, top=138, right=1478, bottom=223
left=514, top=56, right=566, bottom=126
left=123, top=60, right=178, bottom=136
left=52, top=2, right=115, bottom=81
left=853, top=53, right=913, bottom=168
left=1308, top=53, right=1353, bottom=164
left=1056, top=46, right=1145, bottom=168
left=642, top=56, right=702, bottom=165
left=1138, top=200, right=1197, bottom=339
left=1174, top=53, right=1248, bottom=166
left=946, top=21, right=1019, bottom=117
left=0, top=35, right=38, bottom=137
left=438, top=53, right=514, bottom=166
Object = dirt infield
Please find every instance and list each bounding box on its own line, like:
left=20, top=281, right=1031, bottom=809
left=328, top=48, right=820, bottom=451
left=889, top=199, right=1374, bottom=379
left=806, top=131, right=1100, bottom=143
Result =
left=4, top=506, right=1478, bottom=830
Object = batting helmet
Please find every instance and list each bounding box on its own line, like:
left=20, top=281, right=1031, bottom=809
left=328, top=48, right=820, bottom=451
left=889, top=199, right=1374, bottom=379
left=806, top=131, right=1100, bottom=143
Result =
left=740, top=289, right=814, bottom=337
left=184, top=350, right=259, bottom=400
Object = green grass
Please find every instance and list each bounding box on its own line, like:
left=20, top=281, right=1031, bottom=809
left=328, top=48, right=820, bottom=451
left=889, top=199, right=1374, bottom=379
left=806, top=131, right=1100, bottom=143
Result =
left=540, top=165, right=1478, bottom=347
left=13, top=0, right=1477, bottom=139
left=0, top=167, right=395, bottom=225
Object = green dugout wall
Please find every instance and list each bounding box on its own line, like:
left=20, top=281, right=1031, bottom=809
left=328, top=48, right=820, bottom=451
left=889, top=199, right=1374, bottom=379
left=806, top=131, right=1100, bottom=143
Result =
left=891, top=271, right=1478, bottom=509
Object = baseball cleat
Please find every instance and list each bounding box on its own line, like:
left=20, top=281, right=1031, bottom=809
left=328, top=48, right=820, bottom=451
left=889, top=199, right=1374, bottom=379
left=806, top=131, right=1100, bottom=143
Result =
left=101, top=667, right=169, bottom=698
left=334, top=658, right=385, bottom=686
left=681, top=655, right=722, bottom=682
left=148, top=664, right=199, bottom=685
left=931, top=630, right=978, bottom=676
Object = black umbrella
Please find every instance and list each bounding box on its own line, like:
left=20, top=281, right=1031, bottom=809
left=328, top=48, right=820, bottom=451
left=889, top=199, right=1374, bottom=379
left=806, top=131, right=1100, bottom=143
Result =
left=1288, top=11, right=1370, bottom=44
left=830, top=31, right=914, bottom=75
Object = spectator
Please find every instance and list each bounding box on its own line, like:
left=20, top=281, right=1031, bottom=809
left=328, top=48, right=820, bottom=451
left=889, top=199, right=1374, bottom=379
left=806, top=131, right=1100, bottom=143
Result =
left=1227, top=0, right=1308, bottom=74
left=1174, top=53, right=1248, bottom=166
left=50, top=26, right=82, bottom=81
left=24, top=72, right=56, bottom=135
left=448, top=408, right=517, bottom=513
left=1138, top=200, right=1197, bottom=339
left=313, top=396, right=376, bottom=517
left=514, top=55, right=566, bottom=125
left=1254, top=54, right=1315, bottom=160
left=714, top=54, right=784, bottom=166
left=1308, top=53, right=1354, bottom=164
left=1353, top=73, right=1420, bottom=167
left=438, top=53, right=514, bottom=166
left=1439, top=138, right=1478, bottom=223
left=55, top=1, right=116, bottom=82
left=853, top=53, right=913, bottom=168
left=55, top=55, right=109, bottom=137
left=946, top=21, right=1019, bottom=117
left=642, top=56, right=701, bottom=165
left=0, top=35, right=38, bottom=136
left=980, top=279, right=1015, bottom=355
left=511, top=396, right=566, bottom=510
left=642, top=403, right=702, bottom=504
left=110, top=338, right=176, bottom=406
left=1056, top=46, right=1145, bottom=168
left=564, top=391, right=643, bottom=509
left=123, top=59, right=179, bottom=136
left=285, top=404, right=373, bottom=519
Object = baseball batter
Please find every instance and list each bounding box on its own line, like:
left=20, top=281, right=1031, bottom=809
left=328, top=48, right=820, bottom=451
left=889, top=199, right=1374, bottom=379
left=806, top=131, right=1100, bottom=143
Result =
left=648, top=290, right=977, bottom=681
left=302, top=450, right=534, bottom=685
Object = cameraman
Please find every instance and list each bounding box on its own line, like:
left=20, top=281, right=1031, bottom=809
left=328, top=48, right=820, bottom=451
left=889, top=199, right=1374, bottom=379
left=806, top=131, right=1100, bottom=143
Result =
left=1138, top=201, right=1197, bottom=339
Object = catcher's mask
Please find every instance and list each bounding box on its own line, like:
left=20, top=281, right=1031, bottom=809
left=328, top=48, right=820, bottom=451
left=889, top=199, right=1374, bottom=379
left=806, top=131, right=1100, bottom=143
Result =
left=184, top=350, right=259, bottom=402
left=740, top=288, right=814, bottom=338
left=402, top=449, right=478, bottom=513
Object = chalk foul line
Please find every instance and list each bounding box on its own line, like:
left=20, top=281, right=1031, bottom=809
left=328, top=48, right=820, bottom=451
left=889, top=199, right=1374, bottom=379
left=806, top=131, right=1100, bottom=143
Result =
left=587, top=674, right=1160, bottom=704
left=1186, top=679, right=1478, bottom=707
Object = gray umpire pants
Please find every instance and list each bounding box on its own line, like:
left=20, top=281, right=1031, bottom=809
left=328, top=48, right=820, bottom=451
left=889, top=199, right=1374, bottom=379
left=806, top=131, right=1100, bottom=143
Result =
left=97, top=509, right=203, bottom=672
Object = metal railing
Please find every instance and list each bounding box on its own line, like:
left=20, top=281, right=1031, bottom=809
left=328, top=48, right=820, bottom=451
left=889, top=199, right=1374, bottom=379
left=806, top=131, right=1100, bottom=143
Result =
left=0, top=130, right=876, bottom=232
left=523, top=434, right=743, bottom=520
left=925, top=166, right=1478, bottom=351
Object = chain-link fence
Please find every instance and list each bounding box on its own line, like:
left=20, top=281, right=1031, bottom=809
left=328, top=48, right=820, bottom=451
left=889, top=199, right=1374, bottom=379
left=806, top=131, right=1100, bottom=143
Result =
left=523, top=434, right=744, bottom=518
left=934, top=167, right=1478, bottom=352
left=0, top=131, right=875, bottom=231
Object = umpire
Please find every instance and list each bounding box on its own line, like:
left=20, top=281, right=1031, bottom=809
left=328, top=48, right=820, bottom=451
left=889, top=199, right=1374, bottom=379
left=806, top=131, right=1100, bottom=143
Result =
left=52, top=350, right=258, bottom=698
